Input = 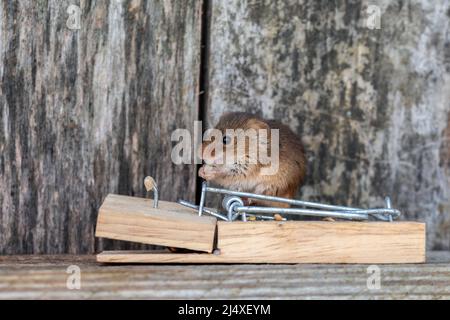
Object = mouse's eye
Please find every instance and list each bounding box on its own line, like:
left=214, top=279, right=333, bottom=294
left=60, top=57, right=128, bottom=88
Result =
left=223, top=135, right=232, bottom=145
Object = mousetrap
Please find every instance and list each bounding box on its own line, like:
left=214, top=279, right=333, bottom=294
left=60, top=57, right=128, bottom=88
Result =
left=96, top=178, right=426, bottom=264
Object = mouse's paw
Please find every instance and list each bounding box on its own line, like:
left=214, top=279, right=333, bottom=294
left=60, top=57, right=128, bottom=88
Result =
left=198, top=166, right=220, bottom=181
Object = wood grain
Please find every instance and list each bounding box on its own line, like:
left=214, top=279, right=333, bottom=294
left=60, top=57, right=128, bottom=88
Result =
left=0, top=254, right=449, bottom=299
left=95, top=195, right=217, bottom=253
left=97, top=221, right=426, bottom=264
left=0, top=0, right=202, bottom=254
left=216, top=221, right=426, bottom=263
left=96, top=250, right=220, bottom=264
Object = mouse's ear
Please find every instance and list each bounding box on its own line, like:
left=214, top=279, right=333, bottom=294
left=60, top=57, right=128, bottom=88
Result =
left=246, top=118, right=273, bottom=144
left=246, top=118, right=270, bottom=130
left=215, top=112, right=235, bottom=127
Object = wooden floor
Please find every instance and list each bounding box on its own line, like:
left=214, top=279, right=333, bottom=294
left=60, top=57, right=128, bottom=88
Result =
left=0, top=252, right=449, bottom=299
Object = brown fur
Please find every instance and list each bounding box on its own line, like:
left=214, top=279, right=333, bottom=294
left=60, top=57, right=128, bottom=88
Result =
left=199, top=112, right=307, bottom=207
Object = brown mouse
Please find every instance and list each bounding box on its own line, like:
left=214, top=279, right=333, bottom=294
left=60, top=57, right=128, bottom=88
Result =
left=199, top=112, right=306, bottom=207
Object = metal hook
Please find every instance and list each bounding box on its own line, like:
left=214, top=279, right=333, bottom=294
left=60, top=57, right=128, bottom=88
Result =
left=198, top=181, right=208, bottom=216
left=144, top=176, right=159, bottom=208
left=385, top=196, right=393, bottom=222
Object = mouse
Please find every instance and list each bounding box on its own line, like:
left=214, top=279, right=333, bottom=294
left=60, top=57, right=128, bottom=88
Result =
left=198, top=112, right=306, bottom=208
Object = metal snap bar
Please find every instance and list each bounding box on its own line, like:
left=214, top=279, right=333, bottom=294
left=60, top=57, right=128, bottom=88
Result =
left=189, top=181, right=401, bottom=222
left=177, top=199, right=228, bottom=221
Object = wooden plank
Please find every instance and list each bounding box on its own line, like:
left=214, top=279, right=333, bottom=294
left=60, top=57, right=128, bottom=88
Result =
left=217, top=221, right=425, bottom=264
left=1, top=254, right=449, bottom=300
left=96, top=250, right=449, bottom=265
left=0, top=0, right=202, bottom=254
left=205, top=0, right=450, bottom=251
left=97, top=250, right=222, bottom=264
left=95, top=195, right=217, bottom=253
left=97, top=221, right=426, bottom=264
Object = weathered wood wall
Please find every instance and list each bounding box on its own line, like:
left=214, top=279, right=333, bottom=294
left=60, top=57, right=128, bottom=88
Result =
left=205, top=0, right=450, bottom=250
left=0, top=0, right=201, bottom=254
left=1, top=0, right=449, bottom=254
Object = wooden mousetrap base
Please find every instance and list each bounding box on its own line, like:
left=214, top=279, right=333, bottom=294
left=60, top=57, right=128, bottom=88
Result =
left=95, top=194, right=217, bottom=253
left=97, top=220, right=426, bottom=264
